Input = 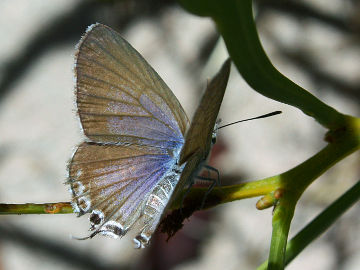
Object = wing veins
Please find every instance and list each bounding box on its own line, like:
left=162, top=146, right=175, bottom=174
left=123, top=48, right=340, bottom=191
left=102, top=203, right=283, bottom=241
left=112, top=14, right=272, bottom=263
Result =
left=84, top=133, right=182, bottom=145
left=74, top=153, right=167, bottom=200
left=93, top=165, right=166, bottom=230
left=78, top=71, right=181, bottom=136
left=79, top=40, right=184, bottom=136
left=78, top=92, right=140, bottom=107
left=72, top=153, right=168, bottom=166
left=82, top=40, right=152, bottom=89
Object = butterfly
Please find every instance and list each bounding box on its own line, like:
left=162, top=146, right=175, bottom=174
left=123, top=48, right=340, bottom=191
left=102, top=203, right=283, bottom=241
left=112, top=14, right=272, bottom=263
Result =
left=68, top=23, right=231, bottom=248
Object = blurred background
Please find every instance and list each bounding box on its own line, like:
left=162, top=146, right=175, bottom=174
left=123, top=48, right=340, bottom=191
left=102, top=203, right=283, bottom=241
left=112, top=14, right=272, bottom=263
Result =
left=0, top=0, right=359, bottom=269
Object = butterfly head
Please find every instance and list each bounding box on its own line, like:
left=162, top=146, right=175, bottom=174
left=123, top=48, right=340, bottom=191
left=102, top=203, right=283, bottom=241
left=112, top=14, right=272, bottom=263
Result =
left=211, top=119, right=222, bottom=145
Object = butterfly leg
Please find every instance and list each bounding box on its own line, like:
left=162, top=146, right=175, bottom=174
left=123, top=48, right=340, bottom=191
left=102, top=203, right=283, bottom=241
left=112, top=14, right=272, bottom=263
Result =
left=176, top=151, right=222, bottom=211
left=193, top=165, right=220, bottom=209
left=172, top=151, right=204, bottom=216
left=194, top=176, right=216, bottom=210
left=178, top=180, right=195, bottom=216
left=202, top=164, right=220, bottom=186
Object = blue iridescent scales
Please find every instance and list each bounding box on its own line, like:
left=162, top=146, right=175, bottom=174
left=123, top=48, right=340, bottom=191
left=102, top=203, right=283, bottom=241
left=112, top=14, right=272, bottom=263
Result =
left=68, top=23, right=231, bottom=248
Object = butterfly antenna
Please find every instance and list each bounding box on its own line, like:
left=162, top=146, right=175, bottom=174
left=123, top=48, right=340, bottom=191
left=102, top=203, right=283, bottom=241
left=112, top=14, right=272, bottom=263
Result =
left=71, top=230, right=98, bottom=240
left=71, top=235, right=91, bottom=240
left=217, top=111, right=282, bottom=130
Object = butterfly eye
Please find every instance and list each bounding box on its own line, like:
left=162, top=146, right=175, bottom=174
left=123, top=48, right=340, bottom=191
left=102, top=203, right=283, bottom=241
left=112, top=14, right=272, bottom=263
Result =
left=211, top=131, right=217, bottom=145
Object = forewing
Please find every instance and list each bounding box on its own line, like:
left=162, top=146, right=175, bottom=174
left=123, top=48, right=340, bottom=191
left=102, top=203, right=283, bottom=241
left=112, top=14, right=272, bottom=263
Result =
left=179, top=58, right=231, bottom=164
left=69, top=142, right=175, bottom=238
left=75, top=23, right=189, bottom=149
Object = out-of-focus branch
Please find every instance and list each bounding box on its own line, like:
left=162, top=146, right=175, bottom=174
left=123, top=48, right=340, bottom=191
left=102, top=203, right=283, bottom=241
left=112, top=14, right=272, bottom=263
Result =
left=0, top=222, right=127, bottom=270
left=257, top=0, right=358, bottom=34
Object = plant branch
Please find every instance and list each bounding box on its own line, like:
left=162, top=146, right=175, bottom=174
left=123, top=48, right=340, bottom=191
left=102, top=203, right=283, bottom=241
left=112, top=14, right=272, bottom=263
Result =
left=0, top=202, right=73, bottom=214
left=179, top=0, right=348, bottom=129
left=171, top=129, right=360, bottom=211
left=267, top=194, right=296, bottom=270
left=257, top=180, right=360, bottom=269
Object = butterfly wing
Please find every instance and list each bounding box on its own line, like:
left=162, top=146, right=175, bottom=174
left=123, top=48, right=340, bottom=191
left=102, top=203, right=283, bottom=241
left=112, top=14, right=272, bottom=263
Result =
left=69, top=24, right=189, bottom=246
left=69, top=142, right=181, bottom=240
left=75, top=23, right=189, bottom=149
left=179, top=59, right=231, bottom=164
left=174, top=59, right=231, bottom=200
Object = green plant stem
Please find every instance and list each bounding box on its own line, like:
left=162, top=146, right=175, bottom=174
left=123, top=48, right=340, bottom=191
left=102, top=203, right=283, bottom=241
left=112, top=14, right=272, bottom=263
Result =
left=258, top=180, right=360, bottom=270
left=170, top=131, right=359, bottom=269
left=264, top=134, right=359, bottom=270
left=173, top=131, right=360, bottom=208
left=170, top=176, right=279, bottom=210
left=280, top=133, right=360, bottom=193
left=268, top=194, right=296, bottom=270
left=179, top=0, right=347, bottom=129
left=0, top=202, right=73, bottom=214
left=286, top=179, right=360, bottom=264
left=2, top=132, right=357, bottom=215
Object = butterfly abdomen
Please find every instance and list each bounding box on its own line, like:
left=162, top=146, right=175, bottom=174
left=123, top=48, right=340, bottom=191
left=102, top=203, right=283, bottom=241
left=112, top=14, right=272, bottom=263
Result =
left=134, top=162, right=184, bottom=248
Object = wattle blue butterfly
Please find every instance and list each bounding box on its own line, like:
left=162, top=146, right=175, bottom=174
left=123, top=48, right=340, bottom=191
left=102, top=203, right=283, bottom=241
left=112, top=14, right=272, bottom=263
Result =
left=68, top=23, right=230, bottom=248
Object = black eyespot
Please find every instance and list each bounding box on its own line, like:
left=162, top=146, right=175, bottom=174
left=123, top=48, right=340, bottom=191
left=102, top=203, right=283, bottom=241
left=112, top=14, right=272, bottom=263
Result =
left=90, top=213, right=102, bottom=225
